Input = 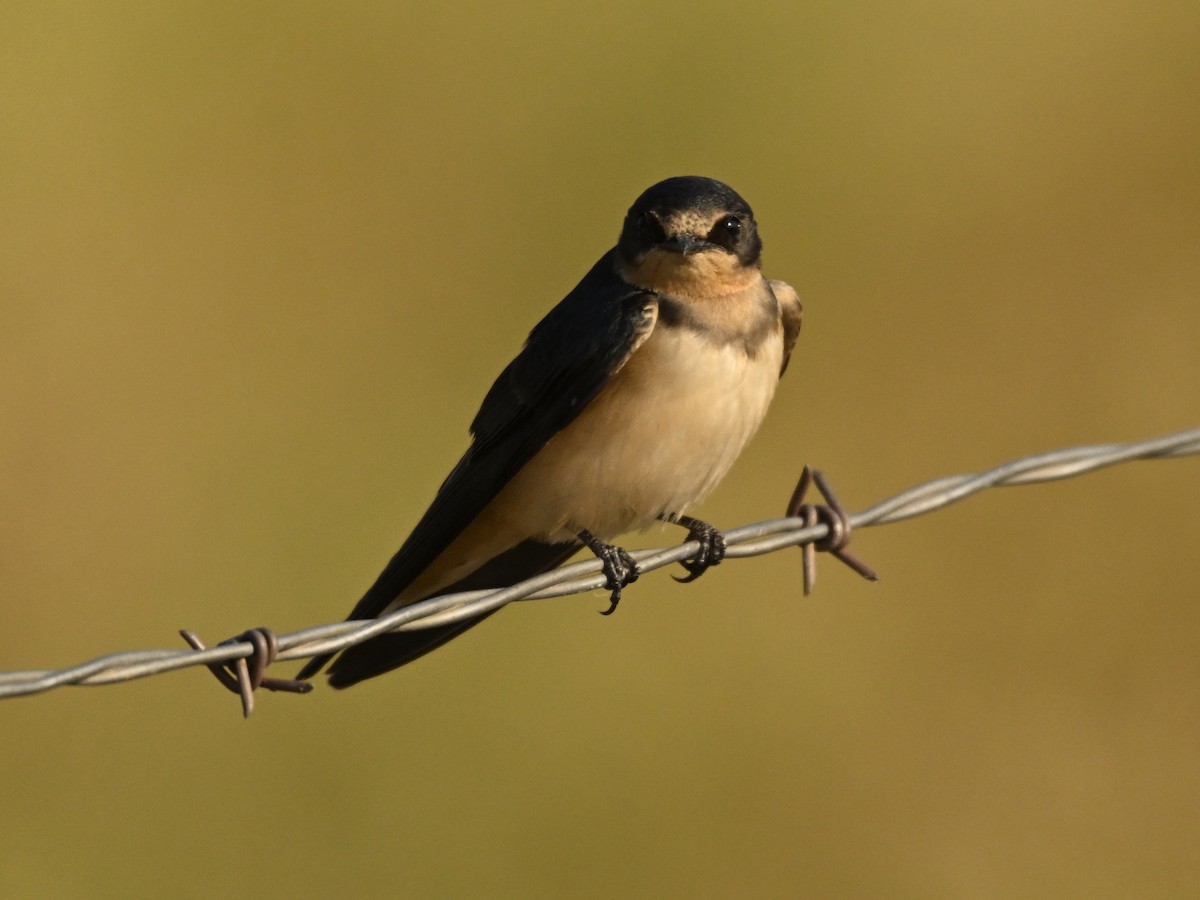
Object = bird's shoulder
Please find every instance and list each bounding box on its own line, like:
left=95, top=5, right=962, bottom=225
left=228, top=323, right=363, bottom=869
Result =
left=469, top=250, right=657, bottom=445
left=768, top=279, right=802, bottom=376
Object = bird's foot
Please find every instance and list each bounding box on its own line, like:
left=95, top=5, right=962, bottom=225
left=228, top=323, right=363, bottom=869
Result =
left=670, top=515, right=727, bottom=583
left=578, top=529, right=640, bottom=615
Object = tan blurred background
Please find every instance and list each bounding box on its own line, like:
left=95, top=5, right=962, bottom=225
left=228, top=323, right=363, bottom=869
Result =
left=2, top=2, right=1199, bottom=897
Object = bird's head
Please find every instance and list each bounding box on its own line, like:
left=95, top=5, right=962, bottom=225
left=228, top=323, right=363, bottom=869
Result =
left=616, top=176, right=762, bottom=298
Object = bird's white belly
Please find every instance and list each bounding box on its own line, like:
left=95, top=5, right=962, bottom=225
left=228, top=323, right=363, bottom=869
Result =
left=504, top=323, right=783, bottom=541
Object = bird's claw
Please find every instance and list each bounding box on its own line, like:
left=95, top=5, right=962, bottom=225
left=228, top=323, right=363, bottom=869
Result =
left=672, top=515, right=727, bottom=583
left=597, top=545, right=640, bottom=615
left=578, top=530, right=640, bottom=615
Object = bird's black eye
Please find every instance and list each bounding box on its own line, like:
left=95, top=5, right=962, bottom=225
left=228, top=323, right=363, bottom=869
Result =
left=708, top=215, right=742, bottom=249
left=636, top=211, right=665, bottom=245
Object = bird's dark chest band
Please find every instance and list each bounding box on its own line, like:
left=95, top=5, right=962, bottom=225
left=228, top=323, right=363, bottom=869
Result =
left=655, top=294, right=777, bottom=359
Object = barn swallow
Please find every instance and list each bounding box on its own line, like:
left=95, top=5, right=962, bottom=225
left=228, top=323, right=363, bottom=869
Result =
left=297, top=176, right=802, bottom=687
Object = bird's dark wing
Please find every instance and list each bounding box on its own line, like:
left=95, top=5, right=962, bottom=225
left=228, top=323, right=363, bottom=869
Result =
left=296, top=251, right=655, bottom=681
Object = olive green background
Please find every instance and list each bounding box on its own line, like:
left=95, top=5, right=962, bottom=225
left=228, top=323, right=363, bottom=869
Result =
left=2, top=3, right=1199, bottom=897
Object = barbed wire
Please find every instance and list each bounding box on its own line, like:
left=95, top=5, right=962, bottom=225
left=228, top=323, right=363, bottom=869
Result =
left=2, top=426, right=1197, bottom=704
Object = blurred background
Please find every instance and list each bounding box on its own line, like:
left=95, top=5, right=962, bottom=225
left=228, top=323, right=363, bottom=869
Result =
left=2, top=2, right=1198, bottom=897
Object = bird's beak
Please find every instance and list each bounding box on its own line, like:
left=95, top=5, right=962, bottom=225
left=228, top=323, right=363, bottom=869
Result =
left=660, top=234, right=708, bottom=256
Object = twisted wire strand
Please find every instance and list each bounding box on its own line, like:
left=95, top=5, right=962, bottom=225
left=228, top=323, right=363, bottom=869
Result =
left=2, top=426, right=1197, bottom=700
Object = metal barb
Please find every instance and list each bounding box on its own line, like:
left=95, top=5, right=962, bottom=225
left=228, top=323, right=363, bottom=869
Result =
left=179, top=627, right=312, bottom=718
left=787, top=465, right=880, bottom=596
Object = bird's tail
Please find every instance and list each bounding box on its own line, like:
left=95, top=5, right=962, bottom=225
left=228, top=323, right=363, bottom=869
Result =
left=298, top=539, right=580, bottom=688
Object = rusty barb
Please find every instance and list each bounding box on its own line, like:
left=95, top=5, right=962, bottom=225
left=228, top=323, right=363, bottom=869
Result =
left=179, top=628, right=312, bottom=718
left=785, top=465, right=880, bottom=596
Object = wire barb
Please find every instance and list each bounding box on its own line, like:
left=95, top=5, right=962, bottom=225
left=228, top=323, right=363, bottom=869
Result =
left=786, top=466, right=881, bottom=595
left=0, top=426, right=1196, bottom=705
left=179, top=627, right=312, bottom=717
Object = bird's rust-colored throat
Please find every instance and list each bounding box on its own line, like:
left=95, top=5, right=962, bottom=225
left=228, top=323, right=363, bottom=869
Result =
left=620, top=247, right=762, bottom=301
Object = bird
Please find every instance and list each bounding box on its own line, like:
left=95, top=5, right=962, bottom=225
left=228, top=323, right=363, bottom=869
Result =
left=297, top=175, right=802, bottom=688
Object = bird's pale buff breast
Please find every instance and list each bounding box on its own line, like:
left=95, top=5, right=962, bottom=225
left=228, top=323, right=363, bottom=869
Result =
left=501, top=289, right=785, bottom=541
